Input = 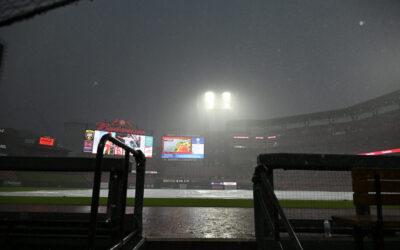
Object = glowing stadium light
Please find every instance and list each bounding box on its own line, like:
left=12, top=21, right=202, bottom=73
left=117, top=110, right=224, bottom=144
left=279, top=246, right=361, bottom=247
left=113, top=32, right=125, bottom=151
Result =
left=221, top=91, right=231, bottom=110
left=204, top=91, right=216, bottom=110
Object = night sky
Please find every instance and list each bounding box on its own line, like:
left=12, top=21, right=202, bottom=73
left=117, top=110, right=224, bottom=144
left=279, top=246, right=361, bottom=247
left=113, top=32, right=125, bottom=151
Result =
left=0, top=0, right=399, bottom=139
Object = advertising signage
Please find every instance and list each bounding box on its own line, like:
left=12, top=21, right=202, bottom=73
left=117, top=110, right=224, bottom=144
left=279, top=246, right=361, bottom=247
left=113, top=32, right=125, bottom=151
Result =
left=161, top=136, right=205, bottom=159
left=39, top=136, right=55, bottom=146
left=95, top=119, right=145, bottom=134
left=83, top=130, right=153, bottom=158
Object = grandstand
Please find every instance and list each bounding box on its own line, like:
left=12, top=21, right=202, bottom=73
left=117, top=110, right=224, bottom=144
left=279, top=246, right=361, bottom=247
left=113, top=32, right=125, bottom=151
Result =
left=121, top=89, right=400, bottom=190
left=225, top=90, right=400, bottom=185
left=227, top=90, right=400, bottom=159
left=2, top=90, right=399, bottom=190
left=126, top=90, right=400, bottom=190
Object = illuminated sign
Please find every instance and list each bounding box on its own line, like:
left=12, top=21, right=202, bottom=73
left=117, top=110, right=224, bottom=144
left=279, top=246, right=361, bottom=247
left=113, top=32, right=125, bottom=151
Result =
left=161, top=136, right=204, bottom=159
left=131, top=170, right=158, bottom=174
left=39, top=137, right=55, bottom=146
left=83, top=130, right=94, bottom=153
left=223, top=182, right=237, bottom=186
left=359, top=148, right=400, bottom=156
left=233, top=136, right=249, bottom=139
left=83, top=130, right=153, bottom=158
left=96, top=119, right=145, bottom=134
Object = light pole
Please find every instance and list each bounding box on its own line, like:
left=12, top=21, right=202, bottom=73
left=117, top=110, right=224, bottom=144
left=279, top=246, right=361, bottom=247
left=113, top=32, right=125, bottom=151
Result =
left=202, top=91, right=233, bottom=168
left=221, top=92, right=232, bottom=110
left=204, top=91, right=216, bottom=111
left=203, top=91, right=232, bottom=130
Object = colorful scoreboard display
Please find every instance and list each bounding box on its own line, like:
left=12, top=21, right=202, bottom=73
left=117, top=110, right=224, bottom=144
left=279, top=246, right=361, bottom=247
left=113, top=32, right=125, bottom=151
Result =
left=161, top=136, right=204, bottom=159
left=83, top=130, right=153, bottom=158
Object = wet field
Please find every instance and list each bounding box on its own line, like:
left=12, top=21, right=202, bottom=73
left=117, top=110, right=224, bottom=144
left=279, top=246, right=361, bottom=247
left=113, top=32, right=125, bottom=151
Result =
left=0, top=188, right=352, bottom=200
left=1, top=189, right=398, bottom=240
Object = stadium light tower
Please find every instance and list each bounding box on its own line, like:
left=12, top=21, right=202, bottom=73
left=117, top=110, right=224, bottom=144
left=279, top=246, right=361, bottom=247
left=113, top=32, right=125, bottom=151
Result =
left=204, top=91, right=216, bottom=110
left=221, top=91, right=232, bottom=110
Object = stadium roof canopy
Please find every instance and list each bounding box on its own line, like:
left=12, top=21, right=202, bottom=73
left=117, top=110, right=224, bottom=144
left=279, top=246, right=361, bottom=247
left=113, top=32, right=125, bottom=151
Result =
left=0, top=0, right=85, bottom=28
left=227, top=89, right=400, bottom=127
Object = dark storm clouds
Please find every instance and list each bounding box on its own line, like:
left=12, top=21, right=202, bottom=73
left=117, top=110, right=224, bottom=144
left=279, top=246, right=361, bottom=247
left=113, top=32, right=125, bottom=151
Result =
left=0, top=0, right=399, bottom=137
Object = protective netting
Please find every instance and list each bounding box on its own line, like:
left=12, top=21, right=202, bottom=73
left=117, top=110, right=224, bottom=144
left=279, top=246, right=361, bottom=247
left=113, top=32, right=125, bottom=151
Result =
left=274, top=170, right=354, bottom=220
left=0, top=0, right=82, bottom=27
left=273, top=169, right=400, bottom=220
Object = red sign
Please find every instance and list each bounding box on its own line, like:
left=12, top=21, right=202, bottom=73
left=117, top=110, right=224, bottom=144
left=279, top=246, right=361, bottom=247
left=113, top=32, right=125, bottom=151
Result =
left=39, top=137, right=55, bottom=146
left=359, top=148, right=400, bottom=156
left=96, top=119, right=145, bottom=134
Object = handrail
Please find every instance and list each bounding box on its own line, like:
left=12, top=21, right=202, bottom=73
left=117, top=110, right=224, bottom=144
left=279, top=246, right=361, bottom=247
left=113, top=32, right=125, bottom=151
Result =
left=108, top=230, right=145, bottom=250
left=257, top=153, right=400, bottom=171
left=0, top=0, right=83, bottom=28
left=253, top=164, right=303, bottom=250
left=89, top=133, right=146, bottom=249
left=374, top=173, right=384, bottom=249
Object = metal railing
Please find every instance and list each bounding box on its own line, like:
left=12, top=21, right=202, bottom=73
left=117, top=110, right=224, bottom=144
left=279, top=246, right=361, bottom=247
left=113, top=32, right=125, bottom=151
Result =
left=89, top=133, right=146, bottom=249
left=253, top=164, right=303, bottom=250
left=257, top=153, right=400, bottom=171
left=0, top=134, right=146, bottom=249
left=0, top=0, right=84, bottom=28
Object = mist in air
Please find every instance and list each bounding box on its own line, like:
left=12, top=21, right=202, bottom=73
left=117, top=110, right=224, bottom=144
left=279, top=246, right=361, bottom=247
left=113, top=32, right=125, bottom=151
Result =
left=0, top=0, right=399, bottom=138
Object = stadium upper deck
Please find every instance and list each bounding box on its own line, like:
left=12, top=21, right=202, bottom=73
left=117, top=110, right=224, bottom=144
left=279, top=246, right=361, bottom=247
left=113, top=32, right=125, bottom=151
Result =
left=226, top=90, right=400, bottom=172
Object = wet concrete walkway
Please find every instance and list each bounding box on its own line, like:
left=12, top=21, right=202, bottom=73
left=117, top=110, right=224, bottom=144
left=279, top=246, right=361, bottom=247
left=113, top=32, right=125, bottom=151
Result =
left=0, top=205, right=356, bottom=239
left=142, top=207, right=360, bottom=239
left=143, top=207, right=255, bottom=239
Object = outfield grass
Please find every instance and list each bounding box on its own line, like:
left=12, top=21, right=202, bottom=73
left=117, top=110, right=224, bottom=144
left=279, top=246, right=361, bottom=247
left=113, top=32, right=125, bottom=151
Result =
left=0, top=196, right=355, bottom=208
left=0, top=186, right=83, bottom=192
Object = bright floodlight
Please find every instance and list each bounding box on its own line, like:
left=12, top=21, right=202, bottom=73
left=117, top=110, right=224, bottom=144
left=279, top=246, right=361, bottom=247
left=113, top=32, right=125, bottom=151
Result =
left=204, top=91, right=215, bottom=110
left=221, top=91, right=232, bottom=110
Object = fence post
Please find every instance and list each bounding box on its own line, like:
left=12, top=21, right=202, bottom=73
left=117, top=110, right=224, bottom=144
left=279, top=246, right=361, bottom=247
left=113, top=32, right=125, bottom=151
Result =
left=253, top=166, right=266, bottom=250
left=253, top=165, right=278, bottom=250
left=107, top=171, right=121, bottom=220
left=133, top=151, right=146, bottom=233
left=265, top=165, right=280, bottom=242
